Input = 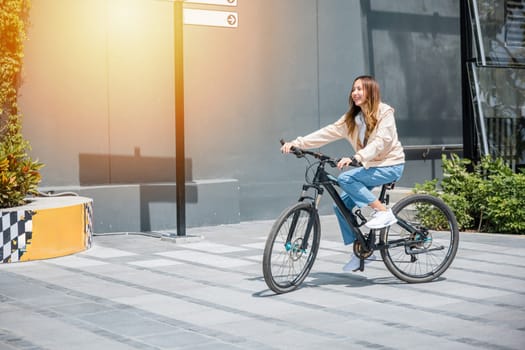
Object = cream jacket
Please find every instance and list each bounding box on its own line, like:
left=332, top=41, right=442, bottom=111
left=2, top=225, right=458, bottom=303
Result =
left=291, top=102, right=405, bottom=168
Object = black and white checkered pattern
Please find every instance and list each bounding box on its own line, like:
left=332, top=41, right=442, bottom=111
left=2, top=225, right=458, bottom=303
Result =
left=84, top=202, right=93, bottom=249
left=1, top=210, right=33, bottom=263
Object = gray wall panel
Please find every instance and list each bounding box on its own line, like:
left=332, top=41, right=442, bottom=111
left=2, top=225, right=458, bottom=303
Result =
left=18, top=0, right=461, bottom=230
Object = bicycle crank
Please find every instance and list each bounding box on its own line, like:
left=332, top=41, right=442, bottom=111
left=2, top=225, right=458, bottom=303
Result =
left=353, top=241, right=373, bottom=259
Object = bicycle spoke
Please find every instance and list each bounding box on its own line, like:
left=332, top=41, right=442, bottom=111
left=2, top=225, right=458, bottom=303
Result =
left=263, top=202, right=320, bottom=293
left=381, top=194, right=459, bottom=283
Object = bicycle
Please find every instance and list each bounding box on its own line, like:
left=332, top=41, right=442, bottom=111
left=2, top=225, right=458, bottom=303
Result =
left=262, top=141, right=459, bottom=294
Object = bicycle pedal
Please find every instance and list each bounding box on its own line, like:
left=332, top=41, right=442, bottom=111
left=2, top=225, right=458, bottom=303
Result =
left=354, top=209, right=367, bottom=226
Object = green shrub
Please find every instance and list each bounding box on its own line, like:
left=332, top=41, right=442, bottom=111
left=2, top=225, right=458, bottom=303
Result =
left=483, top=171, right=525, bottom=233
left=414, top=176, right=473, bottom=230
left=414, top=154, right=525, bottom=234
left=1, top=0, right=43, bottom=208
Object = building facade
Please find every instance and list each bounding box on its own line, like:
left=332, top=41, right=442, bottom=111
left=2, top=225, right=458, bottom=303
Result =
left=19, top=0, right=466, bottom=232
left=463, top=0, right=525, bottom=171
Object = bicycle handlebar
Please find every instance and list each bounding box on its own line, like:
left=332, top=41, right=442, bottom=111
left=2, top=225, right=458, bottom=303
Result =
left=280, top=139, right=339, bottom=167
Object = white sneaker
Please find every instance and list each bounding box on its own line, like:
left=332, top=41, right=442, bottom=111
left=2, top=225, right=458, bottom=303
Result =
left=342, top=254, right=377, bottom=272
left=366, top=209, right=397, bottom=229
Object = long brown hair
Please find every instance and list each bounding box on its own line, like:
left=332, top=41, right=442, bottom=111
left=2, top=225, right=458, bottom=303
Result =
left=344, top=75, right=381, bottom=147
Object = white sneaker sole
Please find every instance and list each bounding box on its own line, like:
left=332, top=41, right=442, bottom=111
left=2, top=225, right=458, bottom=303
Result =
left=366, top=218, right=398, bottom=229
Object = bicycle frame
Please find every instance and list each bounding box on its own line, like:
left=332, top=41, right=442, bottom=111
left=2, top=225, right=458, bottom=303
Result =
left=292, top=157, right=422, bottom=255
left=299, top=160, right=371, bottom=253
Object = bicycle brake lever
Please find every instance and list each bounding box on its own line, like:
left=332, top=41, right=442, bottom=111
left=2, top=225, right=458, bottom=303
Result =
left=292, top=148, right=304, bottom=157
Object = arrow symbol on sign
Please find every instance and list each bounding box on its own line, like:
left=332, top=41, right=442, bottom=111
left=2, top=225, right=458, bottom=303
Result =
left=227, top=14, right=237, bottom=26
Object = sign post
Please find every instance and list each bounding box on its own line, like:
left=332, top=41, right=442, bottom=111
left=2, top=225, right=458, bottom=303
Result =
left=166, top=0, right=238, bottom=237
left=174, top=0, right=186, bottom=236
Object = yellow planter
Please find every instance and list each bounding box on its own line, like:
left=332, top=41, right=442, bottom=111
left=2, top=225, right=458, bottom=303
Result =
left=0, top=196, right=93, bottom=263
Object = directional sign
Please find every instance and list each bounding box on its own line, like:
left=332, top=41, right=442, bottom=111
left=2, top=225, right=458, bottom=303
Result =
left=184, top=8, right=238, bottom=28
left=184, top=0, right=237, bottom=6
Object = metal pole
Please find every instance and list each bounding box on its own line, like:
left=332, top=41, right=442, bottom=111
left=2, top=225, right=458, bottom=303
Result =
left=174, top=0, right=186, bottom=236
left=470, top=62, right=489, bottom=156
left=471, top=0, right=486, bottom=66
left=461, top=0, right=478, bottom=167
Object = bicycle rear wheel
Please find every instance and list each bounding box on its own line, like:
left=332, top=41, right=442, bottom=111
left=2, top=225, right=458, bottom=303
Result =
left=262, top=202, right=320, bottom=294
left=380, top=194, right=459, bottom=283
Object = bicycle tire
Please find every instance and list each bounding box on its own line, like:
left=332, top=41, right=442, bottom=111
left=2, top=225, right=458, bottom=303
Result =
left=262, top=202, right=320, bottom=294
left=380, top=194, right=459, bottom=283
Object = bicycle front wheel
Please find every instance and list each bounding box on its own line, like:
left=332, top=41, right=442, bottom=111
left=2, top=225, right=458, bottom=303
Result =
left=262, top=202, right=320, bottom=294
left=380, top=194, right=459, bottom=283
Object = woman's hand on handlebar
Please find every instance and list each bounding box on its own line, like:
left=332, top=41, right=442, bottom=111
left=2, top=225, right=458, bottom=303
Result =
left=337, top=157, right=353, bottom=169
left=337, top=156, right=361, bottom=169
left=280, top=142, right=295, bottom=154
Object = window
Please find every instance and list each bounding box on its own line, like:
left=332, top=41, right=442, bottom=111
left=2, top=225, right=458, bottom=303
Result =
left=467, top=0, right=525, bottom=170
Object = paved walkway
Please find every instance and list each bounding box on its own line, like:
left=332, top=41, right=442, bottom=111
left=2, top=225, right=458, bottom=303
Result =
left=1, top=215, right=524, bottom=350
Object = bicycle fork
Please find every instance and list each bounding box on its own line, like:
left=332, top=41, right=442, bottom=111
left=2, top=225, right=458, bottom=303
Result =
left=284, top=185, right=322, bottom=254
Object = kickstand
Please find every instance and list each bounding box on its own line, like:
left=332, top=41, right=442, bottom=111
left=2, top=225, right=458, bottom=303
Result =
left=354, top=258, right=365, bottom=272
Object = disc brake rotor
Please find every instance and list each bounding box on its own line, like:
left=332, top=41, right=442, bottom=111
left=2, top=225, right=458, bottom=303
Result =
left=285, top=238, right=305, bottom=261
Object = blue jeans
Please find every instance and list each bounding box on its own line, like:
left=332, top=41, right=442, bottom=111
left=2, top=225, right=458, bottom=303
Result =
left=333, top=164, right=404, bottom=245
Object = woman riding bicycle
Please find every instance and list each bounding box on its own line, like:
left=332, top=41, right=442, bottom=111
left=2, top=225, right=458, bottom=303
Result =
left=281, top=75, right=405, bottom=272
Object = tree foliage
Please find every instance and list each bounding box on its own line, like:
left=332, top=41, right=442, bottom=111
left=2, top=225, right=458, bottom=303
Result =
left=0, top=0, right=43, bottom=208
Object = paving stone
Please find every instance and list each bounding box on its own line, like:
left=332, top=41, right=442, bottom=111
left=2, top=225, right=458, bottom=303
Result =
left=0, top=216, right=523, bottom=349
